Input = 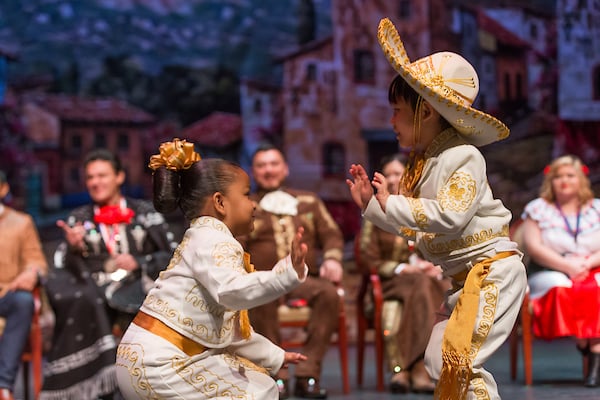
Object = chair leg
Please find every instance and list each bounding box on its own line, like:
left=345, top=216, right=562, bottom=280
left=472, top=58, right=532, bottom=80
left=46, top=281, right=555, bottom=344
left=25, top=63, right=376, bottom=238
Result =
left=356, top=313, right=366, bottom=386
left=520, top=295, right=533, bottom=385
left=338, top=313, right=350, bottom=394
left=373, top=292, right=384, bottom=392
left=509, top=315, right=519, bottom=381
left=22, top=361, right=30, bottom=400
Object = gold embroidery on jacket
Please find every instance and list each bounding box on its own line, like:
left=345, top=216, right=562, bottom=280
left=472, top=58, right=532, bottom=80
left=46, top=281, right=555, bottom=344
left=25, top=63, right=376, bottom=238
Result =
left=422, top=225, right=509, bottom=254
left=438, top=171, right=476, bottom=212
left=407, top=197, right=428, bottom=230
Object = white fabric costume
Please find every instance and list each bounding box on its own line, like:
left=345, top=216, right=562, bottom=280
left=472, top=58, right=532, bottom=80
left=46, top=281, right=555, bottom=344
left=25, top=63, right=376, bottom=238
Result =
left=116, top=216, right=306, bottom=399
left=363, top=129, right=527, bottom=399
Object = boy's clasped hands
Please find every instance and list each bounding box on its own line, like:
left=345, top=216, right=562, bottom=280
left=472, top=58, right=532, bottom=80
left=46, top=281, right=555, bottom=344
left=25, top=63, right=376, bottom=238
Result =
left=347, top=164, right=392, bottom=212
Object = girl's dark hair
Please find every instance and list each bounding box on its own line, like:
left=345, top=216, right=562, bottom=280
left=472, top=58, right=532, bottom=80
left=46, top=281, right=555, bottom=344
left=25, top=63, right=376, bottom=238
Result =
left=153, top=159, right=241, bottom=220
left=379, top=153, right=407, bottom=170
left=84, top=149, right=123, bottom=173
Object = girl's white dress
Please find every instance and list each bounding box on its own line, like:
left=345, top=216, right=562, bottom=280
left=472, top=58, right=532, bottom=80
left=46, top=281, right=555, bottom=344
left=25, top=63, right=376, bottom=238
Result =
left=116, top=216, right=305, bottom=399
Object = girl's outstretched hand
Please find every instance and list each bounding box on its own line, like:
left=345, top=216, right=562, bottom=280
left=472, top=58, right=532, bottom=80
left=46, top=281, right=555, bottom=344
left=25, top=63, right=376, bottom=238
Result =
left=372, top=172, right=390, bottom=212
left=346, top=164, right=374, bottom=211
left=291, top=227, right=308, bottom=280
left=283, top=351, right=307, bottom=367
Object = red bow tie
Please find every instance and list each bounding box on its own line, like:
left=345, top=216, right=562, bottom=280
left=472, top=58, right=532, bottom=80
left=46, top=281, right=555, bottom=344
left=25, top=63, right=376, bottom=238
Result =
left=94, top=205, right=135, bottom=225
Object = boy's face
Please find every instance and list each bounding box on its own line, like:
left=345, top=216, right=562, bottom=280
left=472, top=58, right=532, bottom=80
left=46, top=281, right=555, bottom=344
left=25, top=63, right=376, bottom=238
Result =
left=389, top=99, right=416, bottom=149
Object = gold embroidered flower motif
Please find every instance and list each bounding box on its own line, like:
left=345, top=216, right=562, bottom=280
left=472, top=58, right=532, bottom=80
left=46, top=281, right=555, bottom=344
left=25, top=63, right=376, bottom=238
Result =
left=438, top=171, right=476, bottom=212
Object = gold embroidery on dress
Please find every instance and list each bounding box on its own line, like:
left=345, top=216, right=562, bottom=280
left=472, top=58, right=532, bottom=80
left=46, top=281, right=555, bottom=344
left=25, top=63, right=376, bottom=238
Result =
left=422, top=225, right=509, bottom=254
left=406, top=197, right=429, bottom=230
left=184, top=285, right=222, bottom=314
left=192, top=216, right=228, bottom=231
left=116, top=342, right=160, bottom=399
left=172, top=355, right=248, bottom=398
left=223, top=353, right=269, bottom=375
left=437, top=171, right=477, bottom=212
left=144, top=295, right=234, bottom=345
left=213, top=242, right=245, bottom=272
left=163, top=235, right=189, bottom=272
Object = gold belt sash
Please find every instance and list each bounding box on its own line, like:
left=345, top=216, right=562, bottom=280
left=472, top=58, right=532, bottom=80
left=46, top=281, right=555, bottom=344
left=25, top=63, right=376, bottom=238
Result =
left=435, top=251, right=517, bottom=400
left=133, top=311, right=206, bottom=357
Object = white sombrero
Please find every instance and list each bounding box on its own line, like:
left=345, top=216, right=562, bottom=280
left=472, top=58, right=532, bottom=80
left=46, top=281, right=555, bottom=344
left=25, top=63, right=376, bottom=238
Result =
left=377, top=18, right=509, bottom=147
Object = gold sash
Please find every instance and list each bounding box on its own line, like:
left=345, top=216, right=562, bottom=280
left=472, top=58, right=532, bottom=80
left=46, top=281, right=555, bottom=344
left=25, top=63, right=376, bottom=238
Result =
left=239, top=252, right=255, bottom=339
left=133, top=311, right=206, bottom=357
left=435, top=251, right=516, bottom=400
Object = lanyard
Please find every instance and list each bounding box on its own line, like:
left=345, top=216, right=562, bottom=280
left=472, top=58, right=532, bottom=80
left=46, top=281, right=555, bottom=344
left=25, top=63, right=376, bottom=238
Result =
left=555, top=202, right=581, bottom=242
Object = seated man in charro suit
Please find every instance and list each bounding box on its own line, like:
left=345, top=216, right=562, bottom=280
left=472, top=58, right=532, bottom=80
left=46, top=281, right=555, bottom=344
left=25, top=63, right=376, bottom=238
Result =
left=238, top=143, right=345, bottom=399
left=41, top=149, right=176, bottom=400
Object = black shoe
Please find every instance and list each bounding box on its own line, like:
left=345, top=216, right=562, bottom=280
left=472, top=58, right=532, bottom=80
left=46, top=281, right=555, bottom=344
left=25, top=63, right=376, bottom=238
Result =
left=294, top=377, right=328, bottom=399
left=389, top=371, right=410, bottom=393
left=276, top=378, right=290, bottom=399
left=585, top=352, right=600, bottom=387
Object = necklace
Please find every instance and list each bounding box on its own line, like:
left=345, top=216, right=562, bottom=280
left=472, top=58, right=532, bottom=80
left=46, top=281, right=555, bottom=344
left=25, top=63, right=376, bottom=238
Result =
left=555, top=201, right=581, bottom=242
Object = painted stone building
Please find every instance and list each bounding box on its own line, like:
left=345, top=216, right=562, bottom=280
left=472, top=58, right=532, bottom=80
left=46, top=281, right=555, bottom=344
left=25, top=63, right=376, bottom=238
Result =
left=554, top=0, right=600, bottom=170
left=22, top=94, right=156, bottom=208
left=278, top=0, right=457, bottom=201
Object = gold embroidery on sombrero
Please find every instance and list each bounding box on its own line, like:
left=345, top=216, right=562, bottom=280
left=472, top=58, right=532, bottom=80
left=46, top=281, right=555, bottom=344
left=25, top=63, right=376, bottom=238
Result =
left=376, top=17, right=510, bottom=147
left=437, top=171, right=477, bottom=213
left=116, top=342, right=160, bottom=399
left=410, top=55, right=476, bottom=106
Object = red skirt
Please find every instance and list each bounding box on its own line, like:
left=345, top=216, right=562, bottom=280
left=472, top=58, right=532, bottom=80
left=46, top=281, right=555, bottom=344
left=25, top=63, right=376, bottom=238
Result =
left=532, top=267, right=600, bottom=339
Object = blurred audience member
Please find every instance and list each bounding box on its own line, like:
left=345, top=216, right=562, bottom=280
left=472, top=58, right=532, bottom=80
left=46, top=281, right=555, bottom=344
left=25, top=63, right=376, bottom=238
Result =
left=41, top=149, right=176, bottom=400
left=522, top=154, right=600, bottom=387
left=0, top=170, right=48, bottom=400
left=238, top=144, right=344, bottom=399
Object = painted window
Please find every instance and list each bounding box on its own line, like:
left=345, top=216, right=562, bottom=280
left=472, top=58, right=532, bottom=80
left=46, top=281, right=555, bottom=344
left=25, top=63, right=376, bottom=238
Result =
left=354, top=50, right=375, bottom=84
left=322, top=141, right=346, bottom=178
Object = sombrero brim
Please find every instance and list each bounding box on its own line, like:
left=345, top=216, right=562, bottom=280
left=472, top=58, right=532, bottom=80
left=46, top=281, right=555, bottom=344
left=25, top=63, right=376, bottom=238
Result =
left=377, top=18, right=509, bottom=147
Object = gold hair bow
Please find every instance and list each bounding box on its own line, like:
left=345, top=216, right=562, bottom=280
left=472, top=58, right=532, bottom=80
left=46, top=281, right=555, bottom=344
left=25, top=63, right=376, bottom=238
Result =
left=148, top=138, right=201, bottom=171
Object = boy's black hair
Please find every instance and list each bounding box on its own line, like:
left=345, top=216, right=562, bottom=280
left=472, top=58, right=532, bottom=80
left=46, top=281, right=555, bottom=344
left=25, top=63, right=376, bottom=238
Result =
left=388, top=75, right=422, bottom=109
left=83, top=149, right=123, bottom=173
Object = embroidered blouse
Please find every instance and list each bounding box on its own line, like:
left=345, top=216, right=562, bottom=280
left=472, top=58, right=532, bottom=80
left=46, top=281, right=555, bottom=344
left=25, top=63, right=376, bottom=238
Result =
left=522, top=198, right=600, bottom=258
